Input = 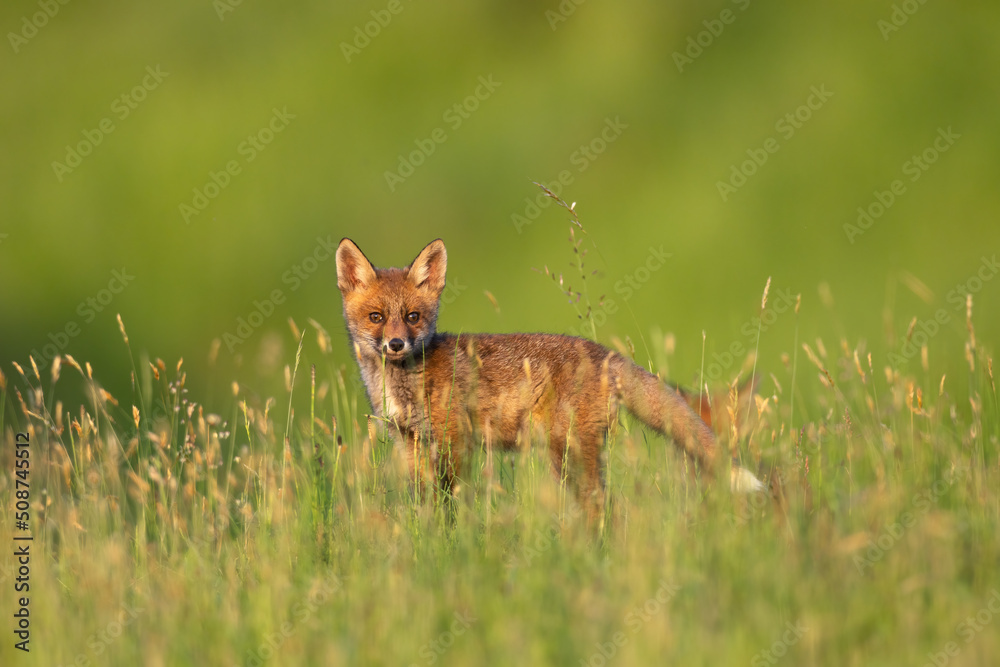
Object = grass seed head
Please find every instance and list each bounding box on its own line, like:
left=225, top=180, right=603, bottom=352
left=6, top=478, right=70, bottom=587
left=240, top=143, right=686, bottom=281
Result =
left=818, top=282, right=833, bottom=309
left=966, top=294, right=976, bottom=349
left=803, top=343, right=834, bottom=387
left=899, top=270, right=934, bottom=304
left=101, top=388, right=118, bottom=407
left=208, top=338, right=221, bottom=365
left=853, top=349, right=867, bottom=384
left=308, top=318, right=332, bottom=354
left=484, top=290, right=501, bottom=314
left=117, top=314, right=129, bottom=346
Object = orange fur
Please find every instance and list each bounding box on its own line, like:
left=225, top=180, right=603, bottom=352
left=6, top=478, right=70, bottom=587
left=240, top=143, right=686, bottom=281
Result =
left=336, top=238, right=723, bottom=521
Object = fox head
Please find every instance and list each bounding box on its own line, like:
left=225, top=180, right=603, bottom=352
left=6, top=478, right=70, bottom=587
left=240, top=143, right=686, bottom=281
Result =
left=336, top=238, right=447, bottom=363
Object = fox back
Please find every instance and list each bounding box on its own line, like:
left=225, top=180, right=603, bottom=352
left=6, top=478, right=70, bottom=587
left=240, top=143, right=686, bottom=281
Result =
left=336, top=238, right=759, bottom=520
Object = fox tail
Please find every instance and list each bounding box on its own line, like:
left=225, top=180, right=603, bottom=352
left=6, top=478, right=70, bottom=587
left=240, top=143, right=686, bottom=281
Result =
left=614, top=359, right=765, bottom=493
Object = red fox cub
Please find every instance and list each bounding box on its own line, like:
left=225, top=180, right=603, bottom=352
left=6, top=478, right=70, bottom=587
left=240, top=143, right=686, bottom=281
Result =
left=336, top=238, right=762, bottom=520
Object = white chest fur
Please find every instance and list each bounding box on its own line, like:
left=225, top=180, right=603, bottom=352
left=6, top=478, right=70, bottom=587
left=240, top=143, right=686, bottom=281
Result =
left=358, top=358, right=422, bottom=427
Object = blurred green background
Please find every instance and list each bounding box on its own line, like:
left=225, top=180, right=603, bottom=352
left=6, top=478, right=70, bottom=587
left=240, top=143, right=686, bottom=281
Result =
left=2, top=0, right=998, bottom=400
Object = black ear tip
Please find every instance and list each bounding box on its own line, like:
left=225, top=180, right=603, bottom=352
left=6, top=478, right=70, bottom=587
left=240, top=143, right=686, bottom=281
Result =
left=338, top=238, right=367, bottom=259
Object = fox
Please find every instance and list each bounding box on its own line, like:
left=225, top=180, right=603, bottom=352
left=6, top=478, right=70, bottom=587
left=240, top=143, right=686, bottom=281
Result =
left=335, top=238, right=763, bottom=522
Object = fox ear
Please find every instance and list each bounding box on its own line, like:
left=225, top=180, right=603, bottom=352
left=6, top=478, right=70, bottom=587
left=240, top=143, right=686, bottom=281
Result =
left=407, top=239, right=447, bottom=293
left=336, top=238, right=377, bottom=292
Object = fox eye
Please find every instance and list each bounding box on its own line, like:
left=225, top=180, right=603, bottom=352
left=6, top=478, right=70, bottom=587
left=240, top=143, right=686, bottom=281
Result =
left=369, top=312, right=384, bottom=324
left=406, top=312, right=420, bottom=324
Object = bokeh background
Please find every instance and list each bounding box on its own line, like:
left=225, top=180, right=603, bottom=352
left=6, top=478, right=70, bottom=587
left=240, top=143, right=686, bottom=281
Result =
left=2, top=0, right=999, bottom=402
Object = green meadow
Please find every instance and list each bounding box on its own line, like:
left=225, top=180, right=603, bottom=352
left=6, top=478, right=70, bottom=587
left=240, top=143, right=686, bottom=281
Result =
left=2, top=1, right=1000, bottom=665
left=1, top=290, right=999, bottom=665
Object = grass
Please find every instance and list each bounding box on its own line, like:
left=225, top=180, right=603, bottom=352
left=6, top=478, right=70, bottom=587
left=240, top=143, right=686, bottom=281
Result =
left=1, top=271, right=999, bottom=666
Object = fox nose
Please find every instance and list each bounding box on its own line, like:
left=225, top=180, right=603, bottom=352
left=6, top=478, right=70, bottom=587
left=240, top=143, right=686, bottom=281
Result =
left=387, top=338, right=405, bottom=353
